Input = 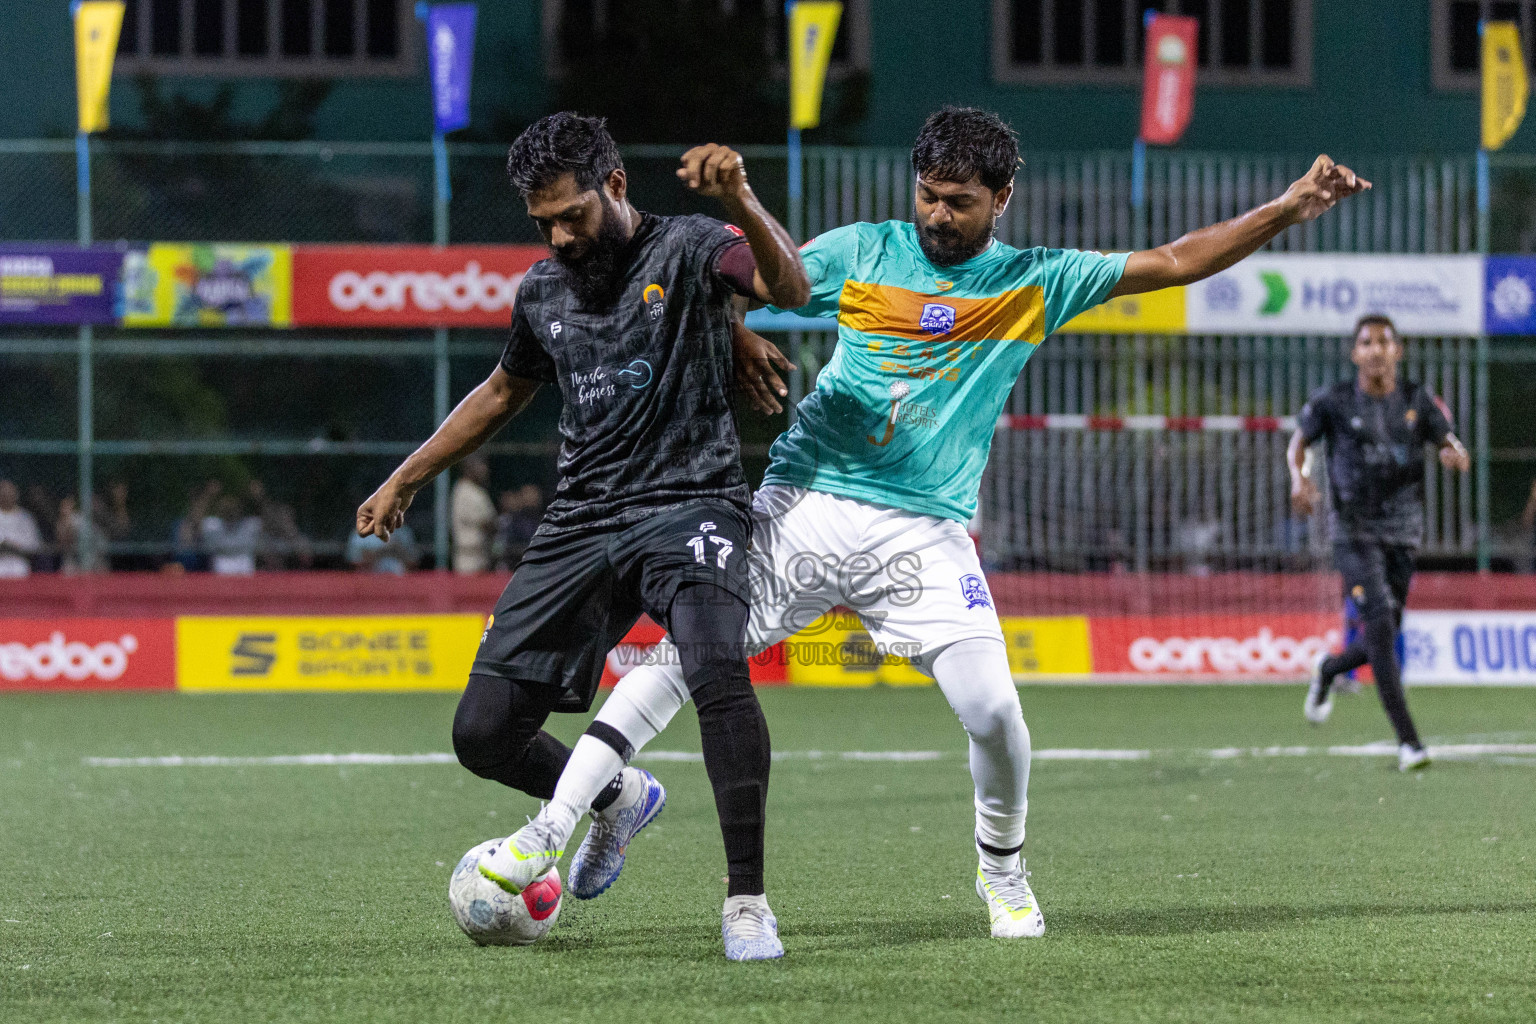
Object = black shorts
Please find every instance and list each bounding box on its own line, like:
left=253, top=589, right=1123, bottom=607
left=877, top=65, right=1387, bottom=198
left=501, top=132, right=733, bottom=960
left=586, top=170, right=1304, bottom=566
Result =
left=471, top=498, right=750, bottom=711
left=1333, top=537, right=1415, bottom=623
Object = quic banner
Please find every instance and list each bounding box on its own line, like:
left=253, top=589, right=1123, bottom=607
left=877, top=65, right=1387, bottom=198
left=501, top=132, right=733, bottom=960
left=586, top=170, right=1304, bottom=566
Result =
left=290, top=245, right=545, bottom=328
left=1401, top=610, right=1536, bottom=685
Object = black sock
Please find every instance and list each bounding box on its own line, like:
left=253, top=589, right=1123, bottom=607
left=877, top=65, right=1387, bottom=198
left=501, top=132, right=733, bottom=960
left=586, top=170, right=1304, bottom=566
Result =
left=1364, top=614, right=1421, bottom=749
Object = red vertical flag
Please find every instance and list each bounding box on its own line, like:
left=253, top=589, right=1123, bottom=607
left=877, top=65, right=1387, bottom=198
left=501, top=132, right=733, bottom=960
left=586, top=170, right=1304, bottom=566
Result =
left=1140, top=14, right=1199, bottom=145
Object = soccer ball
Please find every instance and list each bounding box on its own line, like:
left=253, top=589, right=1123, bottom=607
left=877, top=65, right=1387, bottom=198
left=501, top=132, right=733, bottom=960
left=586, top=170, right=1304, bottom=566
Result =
left=448, top=839, right=563, bottom=946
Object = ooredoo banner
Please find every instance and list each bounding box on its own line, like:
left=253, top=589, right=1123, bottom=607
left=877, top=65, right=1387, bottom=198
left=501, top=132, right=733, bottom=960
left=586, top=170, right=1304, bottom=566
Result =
left=1089, top=614, right=1341, bottom=680
left=0, top=618, right=175, bottom=690
left=291, top=245, right=546, bottom=327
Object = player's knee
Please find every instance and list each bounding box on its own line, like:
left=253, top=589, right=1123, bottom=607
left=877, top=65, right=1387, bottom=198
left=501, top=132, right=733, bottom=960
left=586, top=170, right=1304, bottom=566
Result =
left=960, top=690, right=1026, bottom=747
left=451, top=709, right=506, bottom=773
left=685, top=659, right=756, bottom=719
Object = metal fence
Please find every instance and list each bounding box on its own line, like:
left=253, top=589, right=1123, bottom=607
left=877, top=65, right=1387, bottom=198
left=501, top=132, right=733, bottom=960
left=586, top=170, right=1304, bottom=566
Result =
left=1, top=139, right=1528, bottom=568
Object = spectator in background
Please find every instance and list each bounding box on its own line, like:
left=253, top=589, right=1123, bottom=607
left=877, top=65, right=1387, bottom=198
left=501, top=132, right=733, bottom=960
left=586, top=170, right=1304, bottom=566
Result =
left=491, top=484, right=544, bottom=571
left=21, top=484, right=60, bottom=573
left=347, top=521, right=420, bottom=575
left=0, top=479, right=43, bottom=578
left=451, top=455, right=496, bottom=573
left=55, top=495, right=108, bottom=574
left=1522, top=479, right=1536, bottom=574
left=201, top=493, right=263, bottom=575
left=169, top=479, right=221, bottom=573
left=249, top=480, right=313, bottom=570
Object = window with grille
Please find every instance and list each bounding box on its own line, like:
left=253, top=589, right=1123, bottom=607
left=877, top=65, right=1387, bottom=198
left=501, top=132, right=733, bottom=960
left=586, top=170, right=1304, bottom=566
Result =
left=992, top=0, right=1312, bottom=86
left=114, top=0, right=415, bottom=76
left=1433, top=0, right=1536, bottom=90
left=541, top=0, right=870, bottom=79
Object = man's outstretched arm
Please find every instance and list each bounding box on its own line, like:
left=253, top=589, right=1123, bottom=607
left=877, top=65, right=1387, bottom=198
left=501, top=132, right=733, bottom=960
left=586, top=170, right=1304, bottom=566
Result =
left=678, top=143, right=811, bottom=309
left=356, top=366, right=539, bottom=541
left=1110, top=155, right=1370, bottom=298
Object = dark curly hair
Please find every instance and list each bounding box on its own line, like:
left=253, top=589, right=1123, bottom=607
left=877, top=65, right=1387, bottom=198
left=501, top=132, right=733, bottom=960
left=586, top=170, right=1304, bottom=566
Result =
left=910, top=107, right=1020, bottom=194
left=506, top=112, right=624, bottom=197
left=1354, top=313, right=1399, bottom=340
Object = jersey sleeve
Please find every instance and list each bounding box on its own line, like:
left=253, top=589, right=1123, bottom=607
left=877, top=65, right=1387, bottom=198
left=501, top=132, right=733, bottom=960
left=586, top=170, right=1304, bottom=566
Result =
left=499, top=281, right=556, bottom=384
left=1417, top=385, right=1454, bottom=446
left=1296, top=386, right=1333, bottom=445
left=768, top=223, right=857, bottom=318
left=1041, top=248, right=1131, bottom=336
left=681, top=215, right=756, bottom=299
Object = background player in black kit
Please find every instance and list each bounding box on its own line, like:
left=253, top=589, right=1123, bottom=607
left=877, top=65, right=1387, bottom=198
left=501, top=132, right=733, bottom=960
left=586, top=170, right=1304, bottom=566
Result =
left=1288, top=314, right=1471, bottom=772
left=355, top=112, right=809, bottom=959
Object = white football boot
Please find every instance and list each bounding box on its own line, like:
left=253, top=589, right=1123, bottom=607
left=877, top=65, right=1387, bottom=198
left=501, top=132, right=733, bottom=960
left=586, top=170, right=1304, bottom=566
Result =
left=477, top=815, right=563, bottom=894
left=1303, top=653, right=1334, bottom=725
left=976, top=864, right=1045, bottom=938
left=721, top=895, right=784, bottom=960
left=1398, top=743, right=1431, bottom=772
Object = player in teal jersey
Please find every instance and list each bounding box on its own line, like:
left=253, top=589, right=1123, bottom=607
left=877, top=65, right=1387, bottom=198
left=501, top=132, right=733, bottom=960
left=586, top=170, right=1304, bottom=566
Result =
left=501, top=107, right=1369, bottom=946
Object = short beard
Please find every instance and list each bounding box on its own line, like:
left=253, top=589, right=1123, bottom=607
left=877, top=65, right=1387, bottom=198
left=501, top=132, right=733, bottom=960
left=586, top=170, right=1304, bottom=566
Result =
left=553, top=201, right=631, bottom=307
left=915, top=219, right=993, bottom=267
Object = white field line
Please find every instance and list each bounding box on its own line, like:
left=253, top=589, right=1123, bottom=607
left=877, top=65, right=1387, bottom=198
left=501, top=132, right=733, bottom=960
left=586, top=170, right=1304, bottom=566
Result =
left=83, top=743, right=1536, bottom=769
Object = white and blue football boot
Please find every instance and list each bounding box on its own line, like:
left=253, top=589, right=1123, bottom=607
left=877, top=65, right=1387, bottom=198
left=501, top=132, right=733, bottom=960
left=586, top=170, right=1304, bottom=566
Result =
left=477, top=816, right=563, bottom=895
left=567, top=767, right=667, bottom=900
left=976, top=864, right=1046, bottom=938
left=721, top=895, right=784, bottom=961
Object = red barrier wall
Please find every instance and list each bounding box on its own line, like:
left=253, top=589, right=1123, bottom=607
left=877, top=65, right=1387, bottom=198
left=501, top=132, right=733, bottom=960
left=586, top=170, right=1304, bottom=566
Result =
left=1, top=570, right=1530, bottom=619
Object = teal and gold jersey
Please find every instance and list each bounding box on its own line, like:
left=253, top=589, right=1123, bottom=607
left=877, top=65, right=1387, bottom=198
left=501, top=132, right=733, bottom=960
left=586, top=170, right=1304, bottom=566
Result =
left=765, top=220, right=1128, bottom=522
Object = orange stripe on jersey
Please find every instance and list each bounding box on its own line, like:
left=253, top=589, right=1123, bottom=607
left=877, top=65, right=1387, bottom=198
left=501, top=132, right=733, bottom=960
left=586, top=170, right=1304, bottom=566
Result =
left=837, top=280, right=1045, bottom=344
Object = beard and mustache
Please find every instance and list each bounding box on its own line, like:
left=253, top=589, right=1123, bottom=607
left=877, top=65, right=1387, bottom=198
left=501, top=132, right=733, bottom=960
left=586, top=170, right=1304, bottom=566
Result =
left=914, top=216, right=994, bottom=268
left=551, top=199, right=633, bottom=308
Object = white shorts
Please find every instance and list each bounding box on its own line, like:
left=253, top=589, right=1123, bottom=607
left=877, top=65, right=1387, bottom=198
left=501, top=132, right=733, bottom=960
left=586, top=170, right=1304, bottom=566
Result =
left=744, top=485, right=1004, bottom=673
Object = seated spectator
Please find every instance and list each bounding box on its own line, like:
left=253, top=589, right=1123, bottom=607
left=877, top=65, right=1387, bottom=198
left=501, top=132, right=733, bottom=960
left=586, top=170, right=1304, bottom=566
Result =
left=201, top=494, right=263, bottom=575
left=452, top=455, right=496, bottom=573
left=56, top=495, right=109, bottom=574
left=249, top=481, right=313, bottom=570
left=0, top=479, right=42, bottom=578
left=347, top=522, right=420, bottom=575
left=491, top=484, right=544, bottom=571
left=21, top=484, right=60, bottom=573
left=169, top=479, right=222, bottom=572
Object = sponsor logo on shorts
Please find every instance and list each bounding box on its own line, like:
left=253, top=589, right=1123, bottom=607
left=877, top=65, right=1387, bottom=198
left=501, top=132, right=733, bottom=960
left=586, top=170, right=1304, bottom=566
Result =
left=960, top=574, right=993, bottom=610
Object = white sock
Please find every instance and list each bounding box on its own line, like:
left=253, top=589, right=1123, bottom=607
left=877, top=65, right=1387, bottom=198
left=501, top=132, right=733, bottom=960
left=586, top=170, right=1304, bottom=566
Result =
left=976, top=842, right=1021, bottom=875
left=543, top=735, right=626, bottom=848
left=723, top=893, right=771, bottom=914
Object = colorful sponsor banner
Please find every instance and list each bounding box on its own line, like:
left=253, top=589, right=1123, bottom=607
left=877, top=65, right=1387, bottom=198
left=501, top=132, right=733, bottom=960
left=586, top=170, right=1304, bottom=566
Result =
left=1140, top=14, right=1199, bottom=146
left=1002, top=616, right=1092, bottom=677
left=123, top=244, right=292, bottom=327
left=74, top=2, right=125, bottom=134
left=1089, top=614, right=1341, bottom=679
left=1185, top=254, right=1485, bottom=337
left=1484, top=255, right=1536, bottom=334
left=0, top=246, right=124, bottom=324
left=1060, top=285, right=1186, bottom=335
left=0, top=618, right=174, bottom=690
left=427, top=4, right=477, bottom=134
left=176, top=615, right=484, bottom=692
left=290, top=245, right=544, bottom=328
left=1401, top=611, right=1536, bottom=685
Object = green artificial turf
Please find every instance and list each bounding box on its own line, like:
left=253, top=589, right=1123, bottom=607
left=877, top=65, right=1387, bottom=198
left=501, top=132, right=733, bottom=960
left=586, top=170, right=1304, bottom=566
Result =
left=2, top=685, right=1535, bottom=1023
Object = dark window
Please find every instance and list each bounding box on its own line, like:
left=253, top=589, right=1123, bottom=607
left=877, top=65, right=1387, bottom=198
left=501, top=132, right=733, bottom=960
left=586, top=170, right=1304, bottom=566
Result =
left=150, top=0, right=181, bottom=56
left=238, top=0, right=270, bottom=57
left=1261, top=0, right=1292, bottom=67
left=1183, top=0, right=1212, bottom=66
left=1012, top=0, right=1043, bottom=62
left=118, top=0, right=139, bottom=55
left=194, top=0, right=225, bottom=56
left=281, top=0, right=312, bottom=56
left=1219, top=0, right=1251, bottom=67
left=1054, top=0, right=1085, bottom=64
left=324, top=0, right=356, bottom=57
left=367, top=0, right=398, bottom=58
left=1094, top=0, right=1126, bottom=66
left=1448, top=1, right=1481, bottom=72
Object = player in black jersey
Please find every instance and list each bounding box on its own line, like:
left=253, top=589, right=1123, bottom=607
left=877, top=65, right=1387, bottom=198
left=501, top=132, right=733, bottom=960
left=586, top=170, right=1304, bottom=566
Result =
left=355, top=113, right=808, bottom=959
left=1288, top=314, right=1470, bottom=771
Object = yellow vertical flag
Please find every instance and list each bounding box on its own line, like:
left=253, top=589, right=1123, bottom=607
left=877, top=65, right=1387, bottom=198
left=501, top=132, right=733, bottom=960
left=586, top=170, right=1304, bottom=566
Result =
left=1482, top=21, right=1529, bottom=150
left=789, top=2, right=842, bottom=130
left=75, top=1, right=125, bottom=134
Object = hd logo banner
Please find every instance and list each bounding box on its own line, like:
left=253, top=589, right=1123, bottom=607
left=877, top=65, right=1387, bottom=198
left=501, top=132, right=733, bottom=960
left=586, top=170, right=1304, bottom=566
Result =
left=176, top=615, right=485, bottom=691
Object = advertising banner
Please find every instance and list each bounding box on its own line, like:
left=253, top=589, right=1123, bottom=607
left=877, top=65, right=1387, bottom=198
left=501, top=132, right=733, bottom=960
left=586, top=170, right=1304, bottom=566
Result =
left=176, top=615, right=484, bottom=692
left=1140, top=14, right=1199, bottom=146
left=1484, top=255, right=1536, bottom=334
left=1002, top=616, right=1092, bottom=677
left=1061, top=286, right=1186, bottom=335
left=122, top=244, right=292, bottom=327
left=1185, top=254, right=1484, bottom=337
left=1089, top=614, right=1341, bottom=680
left=290, top=245, right=545, bottom=328
left=0, top=246, right=123, bottom=324
left=1401, top=611, right=1536, bottom=685
left=0, top=618, right=174, bottom=690
left=427, top=4, right=477, bottom=134
left=784, top=610, right=928, bottom=687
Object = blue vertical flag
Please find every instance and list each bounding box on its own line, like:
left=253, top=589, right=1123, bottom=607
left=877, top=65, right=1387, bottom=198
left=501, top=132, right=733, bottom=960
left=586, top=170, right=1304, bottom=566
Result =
left=427, top=4, right=477, bottom=134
